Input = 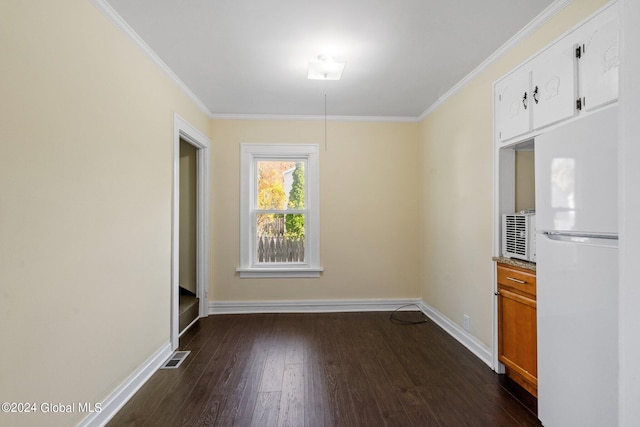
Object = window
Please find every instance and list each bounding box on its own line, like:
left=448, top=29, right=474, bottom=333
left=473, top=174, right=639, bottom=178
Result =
left=238, top=144, right=322, bottom=278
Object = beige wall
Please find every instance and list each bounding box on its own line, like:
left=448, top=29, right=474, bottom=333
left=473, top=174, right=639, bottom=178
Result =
left=0, top=1, right=210, bottom=426
left=210, top=119, right=421, bottom=302
left=515, top=150, right=536, bottom=212
left=0, top=0, right=615, bottom=425
left=418, top=0, right=609, bottom=347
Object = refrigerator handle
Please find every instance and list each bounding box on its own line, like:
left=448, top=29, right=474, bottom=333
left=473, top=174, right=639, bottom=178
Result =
left=542, top=231, right=618, bottom=247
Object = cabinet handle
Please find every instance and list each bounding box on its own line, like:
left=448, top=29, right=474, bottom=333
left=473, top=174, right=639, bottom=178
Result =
left=494, top=291, right=500, bottom=296
left=522, top=92, right=528, bottom=109
left=533, top=86, right=539, bottom=104
left=506, top=277, right=527, bottom=284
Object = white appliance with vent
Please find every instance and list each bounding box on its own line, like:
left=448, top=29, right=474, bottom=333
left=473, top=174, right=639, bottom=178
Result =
left=501, top=212, right=536, bottom=262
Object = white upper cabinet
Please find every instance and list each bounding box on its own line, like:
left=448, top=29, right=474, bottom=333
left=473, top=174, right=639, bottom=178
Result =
left=495, top=2, right=619, bottom=145
left=578, top=5, right=619, bottom=112
left=495, top=65, right=531, bottom=141
left=531, top=41, right=577, bottom=130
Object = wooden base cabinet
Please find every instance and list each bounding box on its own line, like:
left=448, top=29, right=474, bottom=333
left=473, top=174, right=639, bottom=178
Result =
left=497, top=263, right=537, bottom=397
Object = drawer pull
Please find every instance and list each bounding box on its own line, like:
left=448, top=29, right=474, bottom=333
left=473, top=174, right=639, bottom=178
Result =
left=506, top=277, right=527, bottom=284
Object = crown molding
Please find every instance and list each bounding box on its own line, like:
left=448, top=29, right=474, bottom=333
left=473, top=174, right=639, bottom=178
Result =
left=90, top=0, right=212, bottom=117
left=418, top=0, right=571, bottom=121
left=92, top=0, right=573, bottom=124
left=91, top=0, right=416, bottom=123
left=210, top=113, right=419, bottom=123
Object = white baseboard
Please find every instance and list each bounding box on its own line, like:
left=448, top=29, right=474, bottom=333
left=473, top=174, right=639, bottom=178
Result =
left=77, top=342, right=172, bottom=427
left=209, top=298, right=423, bottom=314
left=418, top=301, right=493, bottom=368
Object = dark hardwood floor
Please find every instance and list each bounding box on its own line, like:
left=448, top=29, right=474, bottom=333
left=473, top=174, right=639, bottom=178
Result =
left=108, top=312, right=541, bottom=427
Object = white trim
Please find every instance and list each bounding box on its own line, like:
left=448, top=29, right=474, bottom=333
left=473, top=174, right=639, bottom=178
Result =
left=418, top=0, right=571, bottom=121
left=91, top=0, right=414, bottom=123
left=92, top=0, right=571, bottom=123
left=172, top=114, right=212, bottom=350
left=492, top=146, right=517, bottom=373
left=235, top=268, right=323, bottom=278
left=77, top=342, right=172, bottom=427
left=209, top=298, right=422, bottom=314
left=239, top=144, right=321, bottom=278
left=90, top=0, right=212, bottom=117
left=418, top=301, right=493, bottom=368
left=211, top=113, right=419, bottom=123
left=179, top=316, right=200, bottom=337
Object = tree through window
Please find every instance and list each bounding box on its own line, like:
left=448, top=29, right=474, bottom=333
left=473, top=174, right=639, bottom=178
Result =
left=256, top=161, right=305, bottom=262
left=238, top=144, right=321, bottom=278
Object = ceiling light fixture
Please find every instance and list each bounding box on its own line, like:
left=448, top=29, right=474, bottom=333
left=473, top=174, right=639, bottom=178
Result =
left=308, top=54, right=346, bottom=80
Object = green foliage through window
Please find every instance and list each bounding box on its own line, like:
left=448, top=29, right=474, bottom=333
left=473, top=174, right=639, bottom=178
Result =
left=285, top=163, right=305, bottom=238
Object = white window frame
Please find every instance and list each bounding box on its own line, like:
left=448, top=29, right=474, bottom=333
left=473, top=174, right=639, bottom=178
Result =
left=238, top=144, right=322, bottom=278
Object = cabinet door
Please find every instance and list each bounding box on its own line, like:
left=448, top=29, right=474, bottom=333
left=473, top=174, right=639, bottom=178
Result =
left=531, top=41, right=577, bottom=130
left=579, top=7, right=619, bottom=111
left=495, top=67, right=531, bottom=142
left=497, top=287, right=537, bottom=393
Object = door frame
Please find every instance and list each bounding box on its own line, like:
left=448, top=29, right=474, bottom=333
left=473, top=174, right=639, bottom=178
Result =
left=172, top=114, right=211, bottom=350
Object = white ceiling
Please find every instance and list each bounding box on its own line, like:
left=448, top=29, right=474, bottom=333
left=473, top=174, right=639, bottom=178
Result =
left=104, top=0, right=556, bottom=119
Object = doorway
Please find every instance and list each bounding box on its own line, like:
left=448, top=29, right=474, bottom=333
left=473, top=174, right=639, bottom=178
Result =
left=178, top=139, right=199, bottom=332
left=172, top=115, right=211, bottom=350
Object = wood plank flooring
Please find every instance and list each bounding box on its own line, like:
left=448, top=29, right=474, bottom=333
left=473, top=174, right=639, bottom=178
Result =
left=108, top=312, right=541, bottom=427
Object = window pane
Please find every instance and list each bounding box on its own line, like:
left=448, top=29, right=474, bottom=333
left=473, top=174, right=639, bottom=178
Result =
left=257, top=160, right=305, bottom=209
left=240, top=144, right=320, bottom=276
left=256, top=213, right=305, bottom=263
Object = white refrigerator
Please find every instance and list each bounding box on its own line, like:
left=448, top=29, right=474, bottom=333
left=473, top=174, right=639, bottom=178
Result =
left=535, top=106, right=618, bottom=427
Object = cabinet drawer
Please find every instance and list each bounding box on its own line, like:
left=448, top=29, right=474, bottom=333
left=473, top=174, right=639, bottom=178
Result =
left=497, top=264, right=536, bottom=297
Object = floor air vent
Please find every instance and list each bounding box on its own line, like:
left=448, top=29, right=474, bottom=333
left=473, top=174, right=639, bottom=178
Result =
left=161, top=351, right=190, bottom=369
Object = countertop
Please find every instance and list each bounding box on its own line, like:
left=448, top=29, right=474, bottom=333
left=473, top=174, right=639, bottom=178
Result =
left=493, top=256, right=536, bottom=272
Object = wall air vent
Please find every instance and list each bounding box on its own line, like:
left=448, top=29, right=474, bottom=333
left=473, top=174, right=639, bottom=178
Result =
left=160, top=351, right=190, bottom=369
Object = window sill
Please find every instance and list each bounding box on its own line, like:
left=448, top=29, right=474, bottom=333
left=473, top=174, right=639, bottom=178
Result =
left=236, top=267, right=323, bottom=278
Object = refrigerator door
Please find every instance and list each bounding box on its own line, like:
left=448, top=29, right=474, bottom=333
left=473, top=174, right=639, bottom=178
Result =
left=535, top=106, right=618, bottom=234
left=537, top=233, right=618, bottom=427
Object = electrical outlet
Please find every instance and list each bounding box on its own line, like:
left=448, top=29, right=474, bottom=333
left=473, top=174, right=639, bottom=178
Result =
left=463, top=314, right=470, bottom=332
